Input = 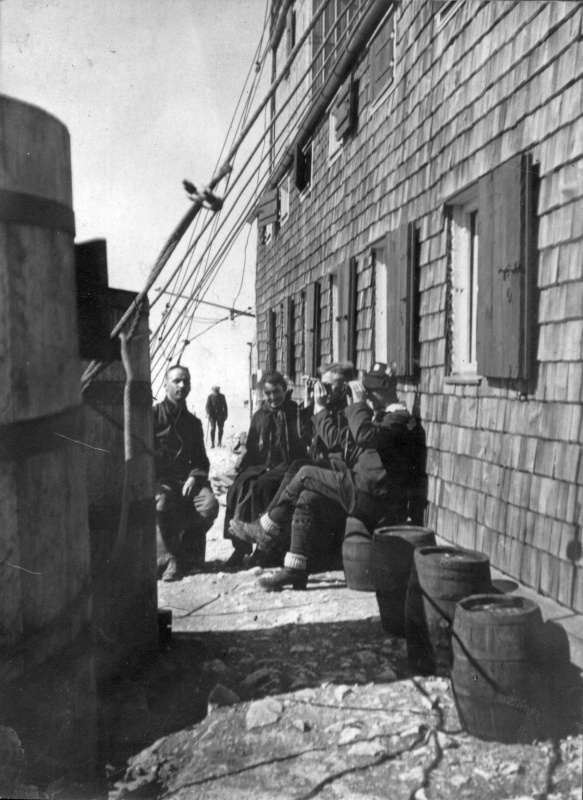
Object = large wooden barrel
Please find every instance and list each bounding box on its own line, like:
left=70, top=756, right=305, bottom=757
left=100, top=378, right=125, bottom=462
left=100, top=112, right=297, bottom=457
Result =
left=451, top=594, right=545, bottom=743
left=0, top=96, right=97, bottom=783
left=373, top=526, right=436, bottom=635
left=83, top=287, right=158, bottom=683
left=342, top=518, right=375, bottom=591
left=405, top=546, right=491, bottom=676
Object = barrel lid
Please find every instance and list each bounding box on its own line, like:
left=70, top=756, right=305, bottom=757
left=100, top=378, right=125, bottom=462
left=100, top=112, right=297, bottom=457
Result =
left=415, top=546, right=489, bottom=565
left=458, top=594, right=538, bottom=614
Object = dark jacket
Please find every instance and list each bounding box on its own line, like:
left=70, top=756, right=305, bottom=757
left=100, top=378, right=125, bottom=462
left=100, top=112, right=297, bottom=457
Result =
left=153, top=398, right=209, bottom=482
left=345, top=401, right=416, bottom=494
left=237, top=397, right=310, bottom=472
left=205, top=392, right=228, bottom=421
left=312, top=403, right=389, bottom=498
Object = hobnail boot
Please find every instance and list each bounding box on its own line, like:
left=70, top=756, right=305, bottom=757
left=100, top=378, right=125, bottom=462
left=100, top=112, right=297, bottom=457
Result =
left=229, top=518, right=263, bottom=543
left=258, top=568, right=308, bottom=592
left=161, top=556, right=182, bottom=582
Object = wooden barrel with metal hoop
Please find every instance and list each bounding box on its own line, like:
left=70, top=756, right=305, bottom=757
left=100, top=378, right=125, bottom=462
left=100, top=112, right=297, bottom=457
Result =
left=82, top=286, right=158, bottom=683
left=405, top=546, right=491, bottom=676
left=372, top=526, right=436, bottom=635
left=0, top=95, right=97, bottom=783
left=451, top=594, right=546, bottom=742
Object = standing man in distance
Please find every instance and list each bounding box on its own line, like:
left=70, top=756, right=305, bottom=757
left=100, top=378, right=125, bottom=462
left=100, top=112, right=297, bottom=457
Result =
left=205, top=385, right=228, bottom=448
left=154, top=365, right=219, bottom=581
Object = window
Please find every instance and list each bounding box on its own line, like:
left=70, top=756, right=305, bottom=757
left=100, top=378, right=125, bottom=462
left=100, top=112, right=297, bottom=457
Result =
left=450, top=195, right=479, bottom=375
left=369, top=7, right=396, bottom=105
left=294, top=141, right=313, bottom=192
left=447, top=154, right=536, bottom=381
left=330, top=273, right=340, bottom=361
left=312, top=0, right=364, bottom=90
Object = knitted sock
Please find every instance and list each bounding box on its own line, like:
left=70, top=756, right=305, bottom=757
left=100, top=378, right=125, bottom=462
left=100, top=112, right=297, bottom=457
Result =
left=284, top=552, right=307, bottom=571
left=260, top=513, right=280, bottom=533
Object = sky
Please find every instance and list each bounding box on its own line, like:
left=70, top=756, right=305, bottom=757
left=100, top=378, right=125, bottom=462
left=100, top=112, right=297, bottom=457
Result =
left=0, top=0, right=268, bottom=437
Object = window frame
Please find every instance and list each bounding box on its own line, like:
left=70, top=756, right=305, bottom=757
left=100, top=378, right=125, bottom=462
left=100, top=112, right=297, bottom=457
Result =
left=449, top=193, right=480, bottom=377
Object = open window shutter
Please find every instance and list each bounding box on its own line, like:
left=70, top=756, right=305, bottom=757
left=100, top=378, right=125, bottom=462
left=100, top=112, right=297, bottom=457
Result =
left=338, top=257, right=357, bottom=364
left=369, top=11, right=394, bottom=102
left=304, top=280, right=320, bottom=376
left=386, top=222, right=416, bottom=376
left=267, top=308, right=277, bottom=371
left=285, top=5, right=294, bottom=56
left=283, top=296, right=294, bottom=378
left=257, top=188, right=279, bottom=227
left=334, top=76, right=358, bottom=140
left=477, top=154, right=533, bottom=379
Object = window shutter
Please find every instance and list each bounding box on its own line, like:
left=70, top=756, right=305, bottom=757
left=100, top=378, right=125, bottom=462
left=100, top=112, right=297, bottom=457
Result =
left=369, top=10, right=395, bottom=102
left=477, top=154, right=534, bottom=379
left=257, top=188, right=279, bottom=227
left=285, top=5, right=296, bottom=56
left=304, top=280, right=320, bottom=377
left=334, top=76, right=358, bottom=141
left=338, top=257, right=358, bottom=364
left=267, top=308, right=277, bottom=371
left=386, top=222, right=417, bottom=376
left=283, top=296, right=294, bottom=378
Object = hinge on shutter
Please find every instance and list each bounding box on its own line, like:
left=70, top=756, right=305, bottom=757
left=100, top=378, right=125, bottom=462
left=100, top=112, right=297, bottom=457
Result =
left=498, top=261, right=522, bottom=277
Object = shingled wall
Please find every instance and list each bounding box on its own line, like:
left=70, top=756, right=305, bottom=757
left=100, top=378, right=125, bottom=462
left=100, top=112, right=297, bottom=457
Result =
left=256, top=0, right=583, bottom=612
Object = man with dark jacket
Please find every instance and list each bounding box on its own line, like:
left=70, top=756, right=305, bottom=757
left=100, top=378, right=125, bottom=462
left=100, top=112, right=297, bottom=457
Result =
left=154, top=365, right=219, bottom=581
left=205, top=385, right=228, bottom=447
left=222, top=370, right=311, bottom=568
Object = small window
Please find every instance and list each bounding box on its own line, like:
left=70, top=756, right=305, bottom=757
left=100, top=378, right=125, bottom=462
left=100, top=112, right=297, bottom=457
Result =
left=369, top=8, right=396, bottom=105
left=450, top=195, right=479, bottom=375
left=294, top=141, right=313, bottom=193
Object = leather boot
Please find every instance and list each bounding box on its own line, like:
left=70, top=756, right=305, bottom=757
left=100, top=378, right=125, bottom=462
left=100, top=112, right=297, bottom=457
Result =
left=258, top=568, right=308, bottom=592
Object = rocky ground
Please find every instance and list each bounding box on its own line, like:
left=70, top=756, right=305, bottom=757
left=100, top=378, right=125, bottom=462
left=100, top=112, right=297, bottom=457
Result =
left=106, top=445, right=582, bottom=800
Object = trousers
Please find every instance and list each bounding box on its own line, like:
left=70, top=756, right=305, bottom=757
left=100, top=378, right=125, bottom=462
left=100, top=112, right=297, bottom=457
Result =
left=209, top=417, right=225, bottom=446
left=156, top=480, right=219, bottom=568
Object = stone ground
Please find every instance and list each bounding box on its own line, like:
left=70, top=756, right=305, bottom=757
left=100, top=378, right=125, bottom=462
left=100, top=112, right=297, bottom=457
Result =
left=106, top=445, right=582, bottom=800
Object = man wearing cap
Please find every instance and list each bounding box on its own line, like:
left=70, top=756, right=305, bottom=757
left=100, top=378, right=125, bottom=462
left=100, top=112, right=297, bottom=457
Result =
left=205, top=385, right=228, bottom=448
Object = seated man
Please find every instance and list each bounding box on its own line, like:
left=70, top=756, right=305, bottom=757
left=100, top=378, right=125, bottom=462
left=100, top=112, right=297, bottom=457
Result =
left=222, top=370, right=311, bottom=568
left=154, top=365, right=219, bottom=581
left=233, top=364, right=416, bottom=591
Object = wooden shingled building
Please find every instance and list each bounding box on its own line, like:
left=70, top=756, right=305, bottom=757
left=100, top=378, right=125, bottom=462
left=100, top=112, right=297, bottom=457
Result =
left=252, top=0, right=583, bottom=619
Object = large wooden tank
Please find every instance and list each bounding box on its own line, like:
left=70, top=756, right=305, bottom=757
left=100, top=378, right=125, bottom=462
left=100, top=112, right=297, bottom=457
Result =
left=0, top=95, right=97, bottom=784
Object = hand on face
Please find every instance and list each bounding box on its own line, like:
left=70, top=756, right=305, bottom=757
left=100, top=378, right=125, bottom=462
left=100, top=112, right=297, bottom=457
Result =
left=312, top=379, right=328, bottom=410
left=347, top=380, right=367, bottom=404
